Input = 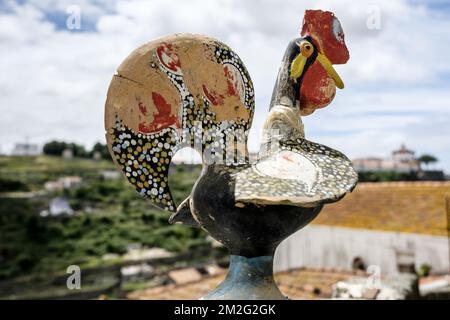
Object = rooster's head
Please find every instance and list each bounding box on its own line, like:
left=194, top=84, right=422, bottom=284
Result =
left=290, top=10, right=349, bottom=115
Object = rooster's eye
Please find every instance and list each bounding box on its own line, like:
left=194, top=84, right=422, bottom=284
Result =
left=300, top=41, right=314, bottom=58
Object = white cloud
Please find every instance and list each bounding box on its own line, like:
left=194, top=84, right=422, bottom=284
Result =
left=0, top=0, right=449, bottom=171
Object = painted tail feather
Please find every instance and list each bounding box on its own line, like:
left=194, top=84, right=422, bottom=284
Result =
left=108, top=117, right=179, bottom=211
left=105, top=34, right=255, bottom=212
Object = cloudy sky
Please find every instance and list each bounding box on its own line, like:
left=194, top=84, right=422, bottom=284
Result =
left=0, top=0, right=449, bottom=171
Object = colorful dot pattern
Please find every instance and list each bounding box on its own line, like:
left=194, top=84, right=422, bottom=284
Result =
left=108, top=37, right=255, bottom=212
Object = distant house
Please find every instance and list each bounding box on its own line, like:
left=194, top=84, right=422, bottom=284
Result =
left=44, top=176, right=82, bottom=192
left=44, top=180, right=64, bottom=192
left=62, top=148, right=74, bottom=159
left=391, top=144, right=421, bottom=172
left=353, top=144, right=420, bottom=173
left=60, top=176, right=82, bottom=188
left=92, top=151, right=102, bottom=161
left=123, top=246, right=173, bottom=262
left=11, top=142, right=40, bottom=156
left=120, top=263, right=154, bottom=282
left=100, top=170, right=121, bottom=180
left=275, top=181, right=450, bottom=276
left=47, top=197, right=74, bottom=216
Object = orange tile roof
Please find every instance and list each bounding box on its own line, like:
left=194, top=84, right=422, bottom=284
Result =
left=313, top=182, right=450, bottom=236
left=126, top=267, right=359, bottom=300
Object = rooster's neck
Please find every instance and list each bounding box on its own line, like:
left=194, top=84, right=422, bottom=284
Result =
left=262, top=40, right=305, bottom=149
left=269, top=39, right=301, bottom=111
left=260, top=105, right=305, bottom=151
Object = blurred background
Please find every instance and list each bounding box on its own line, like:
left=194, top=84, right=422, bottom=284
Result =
left=0, top=0, right=449, bottom=299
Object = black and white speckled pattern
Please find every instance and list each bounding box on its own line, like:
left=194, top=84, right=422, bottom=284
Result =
left=110, top=118, right=179, bottom=211
left=234, top=138, right=358, bottom=206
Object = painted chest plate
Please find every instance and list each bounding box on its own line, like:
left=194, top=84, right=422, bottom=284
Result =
left=234, top=138, right=358, bottom=207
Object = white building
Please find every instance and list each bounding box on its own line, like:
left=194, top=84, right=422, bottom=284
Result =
left=47, top=197, right=74, bottom=216
left=44, top=176, right=82, bottom=192
left=11, top=142, right=40, bottom=156
left=62, top=148, right=74, bottom=159
left=100, top=170, right=121, bottom=180
left=353, top=144, right=420, bottom=173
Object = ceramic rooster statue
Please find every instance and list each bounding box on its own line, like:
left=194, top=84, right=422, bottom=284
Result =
left=105, top=10, right=357, bottom=299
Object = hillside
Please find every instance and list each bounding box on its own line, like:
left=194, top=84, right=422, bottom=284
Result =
left=0, top=155, right=216, bottom=298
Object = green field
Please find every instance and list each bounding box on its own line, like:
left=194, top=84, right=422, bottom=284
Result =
left=0, top=155, right=215, bottom=298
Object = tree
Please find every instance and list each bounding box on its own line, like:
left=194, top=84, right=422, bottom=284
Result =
left=67, top=143, right=87, bottom=158
left=418, top=154, right=438, bottom=170
left=90, top=142, right=111, bottom=160
left=43, top=141, right=68, bottom=156
left=43, top=141, right=87, bottom=158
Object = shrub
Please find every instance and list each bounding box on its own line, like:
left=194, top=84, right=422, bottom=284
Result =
left=0, top=178, right=29, bottom=192
left=418, top=264, right=432, bottom=277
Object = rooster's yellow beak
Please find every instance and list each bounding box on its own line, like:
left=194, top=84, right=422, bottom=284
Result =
left=316, top=53, right=344, bottom=89
left=290, top=40, right=344, bottom=89
left=290, top=54, right=307, bottom=80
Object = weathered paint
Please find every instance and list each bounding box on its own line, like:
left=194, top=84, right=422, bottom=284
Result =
left=105, top=34, right=255, bottom=211
left=191, top=164, right=324, bottom=257
left=299, top=10, right=349, bottom=115
left=105, top=10, right=355, bottom=300
left=138, top=92, right=181, bottom=133
left=202, top=255, right=286, bottom=300
left=301, top=10, right=349, bottom=64
left=235, top=139, right=357, bottom=207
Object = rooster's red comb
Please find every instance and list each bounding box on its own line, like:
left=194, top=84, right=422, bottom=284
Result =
left=301, top=10, right=349, bottom=64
